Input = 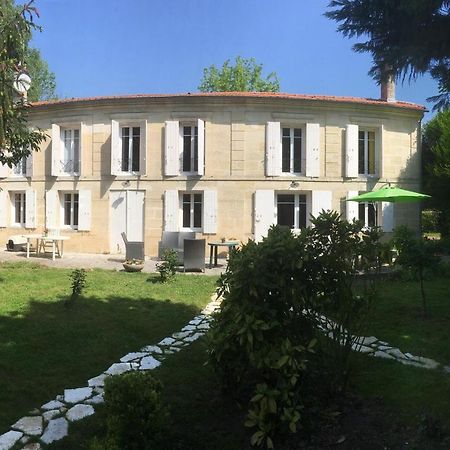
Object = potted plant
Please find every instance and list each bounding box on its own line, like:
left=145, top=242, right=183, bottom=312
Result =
left=123, top=258, right=145, bottom=272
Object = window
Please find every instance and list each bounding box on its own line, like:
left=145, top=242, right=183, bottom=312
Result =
left=61, top=129, right=80, bottom=174
left=11, top=192, right=26, bottom=226
left=182, top=193, right=202, bottom=230
left=12, top=156, right=27, bottom=177
left=62, top=193, right=79, bottom=229
left=181, top=125, right=198, bottom=173
left=121, top=126, right=140, bottom=173
left=358, top=202, right=378, bottom=228
left=277, top=193, right=307, bottom=230
left=358, top=130, right=376, bottom=175
left=282, top=127, right=302, bottom=174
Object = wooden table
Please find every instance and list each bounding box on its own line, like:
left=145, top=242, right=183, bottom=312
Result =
left=208, top=241, right=239, bottom=268
left=23, top=234, right=70, bottom=261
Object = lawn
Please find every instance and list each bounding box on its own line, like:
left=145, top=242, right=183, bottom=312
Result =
left=0, top=262, right=217, bottom=433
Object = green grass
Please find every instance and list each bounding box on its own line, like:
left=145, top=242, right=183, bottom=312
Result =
left=361, top=275, right=450, bottom=363
left=0, top=262, right=217, bottom=432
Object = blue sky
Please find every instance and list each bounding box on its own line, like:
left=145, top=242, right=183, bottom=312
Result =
left=31, top=0, right=437, bottom=120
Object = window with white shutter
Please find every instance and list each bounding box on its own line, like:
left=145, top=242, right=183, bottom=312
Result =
left=45, top=190, right=59, bottom=229
left=254, top=190, right=275, bottom=241
left=164, top=190, right=179, bottom=231
left=51, top=124, right=61, bottom=176
left=25, top=189, right=36, bottom=228
left=111, top=120, right=146, bottom=176
left=305, top=123, right=320, bottom=177
left=358, top=129, right=377, bottom=176
left=276, top=193, right=308, bottom=229
left=345, top=124, right=359, bottom=178
left=358, top=202, right=378, bottom=228
left=311, top=191, right=332, bottom=219
left=266, top=121, right=281, bottom=176
left=346, top=191, right=359, bottom=222
left=10, top=191, right=26, bottom=227
left=203, top=190, right=217, bottom=234
left=164, top=121, right=180, bottom=176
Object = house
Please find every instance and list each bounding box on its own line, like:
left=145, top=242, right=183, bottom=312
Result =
left=0, top=84, right=425, bottom=257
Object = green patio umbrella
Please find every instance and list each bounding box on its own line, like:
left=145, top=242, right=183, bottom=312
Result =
left=346, top=185, right=431, bottom=203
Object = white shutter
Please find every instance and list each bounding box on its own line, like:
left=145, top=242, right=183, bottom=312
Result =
left=0, top=190, right=7, bottom=227
left=111, top=120, right=121, bottom=175
left=311, top=191, right=332, bottom=219
left=45, top=190, right=58, bottom=229
left=164, top=190, right=179, bottom=231
left=345, top=124, right=359, bottom=178
left=78, top=190, right=91, bottom=231
left=305, top=123, right=320, bottom=177
left=346, top=191, right=359, bottom=222
left=381, top=202, right=394, bottom=232
left=25, top=189, right=36, bottom=228
left=203, top=190, right=217, bottom=234
left=51, top=124, right=61, bottom=176
left=254, top=190, right=275, bottom=241
left=25, top=152, right=33, bottom=177
left=197, top=118, right=205, bottom=176
left=78, top=123, right=83, bottom=176
left=164, top=121, right=180, bottom=176
left=0, top=163, right=10, bottom=178
left=266, top=121, right=281, bottom=176
left=139, top=120, right=147, bottom=175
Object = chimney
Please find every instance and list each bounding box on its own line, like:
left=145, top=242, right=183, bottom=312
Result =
left=380, top=65, right=396, bottom=103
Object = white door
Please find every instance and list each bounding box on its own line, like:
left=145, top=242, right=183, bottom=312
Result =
left=110, top=190, right=145, bottom=254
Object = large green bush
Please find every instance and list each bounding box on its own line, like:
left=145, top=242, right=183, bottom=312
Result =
left=92, top=372, right=169, bottom=450
left=208, top=211, right=380, bottom=448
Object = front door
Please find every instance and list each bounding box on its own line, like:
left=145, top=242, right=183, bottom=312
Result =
left=110, top=190, right=145, bottom=254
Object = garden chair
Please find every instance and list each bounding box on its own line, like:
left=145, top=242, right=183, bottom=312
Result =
left=121, top=232, right=145, bottom=260
left=183, top=239, right=205, bottom=272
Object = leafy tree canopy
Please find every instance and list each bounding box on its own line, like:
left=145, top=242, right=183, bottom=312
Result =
left=26, top=47, right=57, bottom=102
left=0, top=0, right=46, bottom=166
left=326, top=0, right=450, bottom=110
left=198, top=56, right=280, bottom=93
left=423, top=110, right=450, bottom=237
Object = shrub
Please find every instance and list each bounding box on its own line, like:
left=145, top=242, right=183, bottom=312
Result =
left=66, top=268, right=86, bottom=307
left=208, top=212, right=380, bottom=448
left=422, top=209, right=440, bottom=234
left=94, top=372, right=169, bottom=450
left=156, top=249, right=178, bottom=282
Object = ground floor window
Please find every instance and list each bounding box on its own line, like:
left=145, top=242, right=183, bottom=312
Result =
left=277, top=193, right=307, bottom=230
left=62, top=192, right=79, bottom=229
left=358, top=202, right=377, bottom=228
left=182, top=192, right=202, bottom=230
left=11, top=192, right=26, bottom=226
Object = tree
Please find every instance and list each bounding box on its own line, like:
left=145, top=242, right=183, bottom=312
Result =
left=325, top=1, right=450, bottom=110
left=423, top=110, right=450, bottom=237
left=26, top=47, right=57, bottom=101
left=0, top=0, right=46, bottom=166
left=198, top=56, right=280, bottom=93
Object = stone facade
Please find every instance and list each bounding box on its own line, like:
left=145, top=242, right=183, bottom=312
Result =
left=0, top=93, right=425, bottom=257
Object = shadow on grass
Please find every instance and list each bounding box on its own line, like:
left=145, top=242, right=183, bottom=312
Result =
left=0, top=294, right=199, bottom=433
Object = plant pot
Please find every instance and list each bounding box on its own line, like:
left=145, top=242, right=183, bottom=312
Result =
left=123, top=262, right=144, bottom=272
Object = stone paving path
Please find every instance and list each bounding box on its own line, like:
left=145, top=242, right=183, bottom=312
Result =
left=1, top=297, right=447, bottom=450
left=0, top=295, right=221, bottom=450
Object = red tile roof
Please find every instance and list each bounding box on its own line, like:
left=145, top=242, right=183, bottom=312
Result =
left=31, top=91, right=426, bottom=111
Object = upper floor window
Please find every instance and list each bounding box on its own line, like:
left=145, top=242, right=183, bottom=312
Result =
left=12, top=156, right=27, bottom=177
left=164, top=119, right=204, bottom=176
left=111, top=120, right=146, bottom=176
left=266, top=122, right=319, bottom=177
left=11, top=192, right=26, bottom=226
left=51, top=123, right=82, bottom=177
left=276, top=193, right=307, bottom=230
left=282, top=127, right=303, bottom=174
left=121, top=126, right=140, bottom=173
left=181, top=125, right=198, bottom=174
left=62, top=129, right=80, bottom=175
left=358, top=130, right=376, bottom=175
